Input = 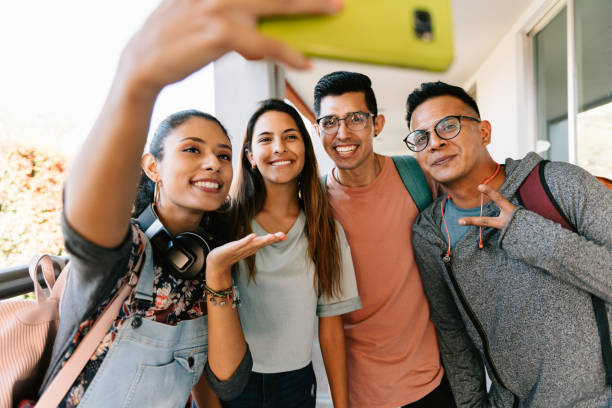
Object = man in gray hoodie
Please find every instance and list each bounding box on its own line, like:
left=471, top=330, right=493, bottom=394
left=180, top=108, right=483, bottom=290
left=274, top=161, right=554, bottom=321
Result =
left=406, top=81, right=612, bottom=407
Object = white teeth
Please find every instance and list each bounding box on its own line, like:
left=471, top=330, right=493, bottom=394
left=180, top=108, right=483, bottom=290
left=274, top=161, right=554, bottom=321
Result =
left=271, top=160, right=291, bottom=166
left=194, top=181, right=220, bottom=189
left=335, top=145, right=357, bottom=153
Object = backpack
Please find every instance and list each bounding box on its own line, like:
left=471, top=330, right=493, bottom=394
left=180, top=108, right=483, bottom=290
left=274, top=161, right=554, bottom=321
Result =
left=0, top=233, right=145, bottom=407
left=0, top=254, right=67, bottom=407
left=518, top=160, right=612, bottom=385
left=322, top=155, right=432, bottom=212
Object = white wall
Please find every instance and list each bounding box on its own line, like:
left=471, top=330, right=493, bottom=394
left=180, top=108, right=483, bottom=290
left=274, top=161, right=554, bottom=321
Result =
left=463, top=0, right=561, bottom=162
left=213, top=53, right=285, bottom=170
left=469, top=33, right=522, bottom=162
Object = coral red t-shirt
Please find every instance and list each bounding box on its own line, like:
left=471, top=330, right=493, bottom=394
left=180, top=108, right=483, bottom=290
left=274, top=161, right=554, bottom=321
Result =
left=326, top=155, right=443, bottom=407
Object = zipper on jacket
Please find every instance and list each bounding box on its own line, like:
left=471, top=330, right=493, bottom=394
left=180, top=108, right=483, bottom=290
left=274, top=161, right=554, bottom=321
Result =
left=443, top=256, right=519, bottom=408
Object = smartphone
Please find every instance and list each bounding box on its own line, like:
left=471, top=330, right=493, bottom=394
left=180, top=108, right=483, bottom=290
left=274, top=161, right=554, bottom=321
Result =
left=259, top=0, right=454, bottom=71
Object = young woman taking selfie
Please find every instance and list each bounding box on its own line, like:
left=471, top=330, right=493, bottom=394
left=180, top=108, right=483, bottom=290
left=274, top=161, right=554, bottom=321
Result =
left=28, top=0, right=342, bottom=405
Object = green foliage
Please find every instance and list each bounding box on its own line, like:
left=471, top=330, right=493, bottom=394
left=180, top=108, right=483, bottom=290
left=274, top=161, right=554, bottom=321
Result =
left=0, top=144, right=67, bottom=268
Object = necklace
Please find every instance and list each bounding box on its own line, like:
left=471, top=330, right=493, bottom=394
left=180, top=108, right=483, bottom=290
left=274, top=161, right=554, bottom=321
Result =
left=440, top=162, right=501, bottom=262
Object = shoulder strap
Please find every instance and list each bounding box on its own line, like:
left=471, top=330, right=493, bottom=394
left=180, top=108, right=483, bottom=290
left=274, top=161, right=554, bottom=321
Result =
left=518, top=161, right=574, bottom=230
left=36, top=278, right=138, bottom=407
left=36, top=230, right=148, bottom=408
left=391, top=155, right=432, bottom=212
left=322, top=158, right=432, bottom=212
left=519, top=160, right=612, bottom=386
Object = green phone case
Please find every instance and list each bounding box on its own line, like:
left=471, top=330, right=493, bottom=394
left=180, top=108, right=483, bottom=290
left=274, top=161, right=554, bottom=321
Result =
left=259, top=0, right=454, bottom=71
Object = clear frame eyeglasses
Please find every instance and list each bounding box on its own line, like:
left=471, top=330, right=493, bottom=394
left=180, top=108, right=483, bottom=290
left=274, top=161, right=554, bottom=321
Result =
left=404, top=115, right=480, bottom=152
left=316, top=111, right=374, bottom=135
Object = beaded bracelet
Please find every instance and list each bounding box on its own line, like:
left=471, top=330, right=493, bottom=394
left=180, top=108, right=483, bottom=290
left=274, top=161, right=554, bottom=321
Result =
left=203, top=282, right=241, bottom=308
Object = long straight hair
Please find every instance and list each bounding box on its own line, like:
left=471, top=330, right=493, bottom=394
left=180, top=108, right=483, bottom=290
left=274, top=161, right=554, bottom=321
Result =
left=231, top=99, right=342, bottom=299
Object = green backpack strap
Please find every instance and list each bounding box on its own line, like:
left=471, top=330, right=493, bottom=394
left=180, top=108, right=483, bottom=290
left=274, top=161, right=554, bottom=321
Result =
left=322, top=157, right=431, bottom=211
left=391, top=155, right=432, bottom=212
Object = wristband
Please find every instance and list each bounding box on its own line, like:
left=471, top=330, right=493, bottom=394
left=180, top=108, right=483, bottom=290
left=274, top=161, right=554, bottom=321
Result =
left=204, top=282, right=241, bottom=308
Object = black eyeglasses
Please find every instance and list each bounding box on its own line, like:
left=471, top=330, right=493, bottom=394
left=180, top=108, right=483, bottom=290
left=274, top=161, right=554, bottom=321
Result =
left=404, top=115, right=480, bottom=152
left=316, top=111, right=374, bottom=134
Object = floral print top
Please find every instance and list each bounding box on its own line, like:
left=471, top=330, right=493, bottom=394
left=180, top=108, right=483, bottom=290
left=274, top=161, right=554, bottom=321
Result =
left=58, top=225, right=208, bottom=407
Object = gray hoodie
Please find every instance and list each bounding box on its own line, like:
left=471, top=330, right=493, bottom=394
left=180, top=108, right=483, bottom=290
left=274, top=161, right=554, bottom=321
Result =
left=413, top=152, right=612, bottom=408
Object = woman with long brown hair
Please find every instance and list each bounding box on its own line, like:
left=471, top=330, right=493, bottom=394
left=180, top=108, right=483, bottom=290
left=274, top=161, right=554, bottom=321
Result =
left=225, top=99, right=361, bottom=408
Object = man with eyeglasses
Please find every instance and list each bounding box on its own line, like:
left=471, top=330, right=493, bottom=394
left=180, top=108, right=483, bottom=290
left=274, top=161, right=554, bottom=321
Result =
left=407, top=81, right=612, bottom=407
left=312, top=71, right=475, bottom=408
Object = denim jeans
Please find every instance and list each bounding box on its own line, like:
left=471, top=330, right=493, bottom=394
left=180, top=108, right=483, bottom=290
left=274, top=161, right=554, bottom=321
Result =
left=221, top=362, right=316, bottom=408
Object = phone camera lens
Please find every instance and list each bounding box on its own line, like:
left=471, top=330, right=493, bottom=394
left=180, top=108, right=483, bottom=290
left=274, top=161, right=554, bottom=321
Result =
left=414, top=10, right=433, bottom=41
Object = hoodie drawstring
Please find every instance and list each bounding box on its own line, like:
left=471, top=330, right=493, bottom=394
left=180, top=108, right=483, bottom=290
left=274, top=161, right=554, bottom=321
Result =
left=441, top=162, right=501, bottom=260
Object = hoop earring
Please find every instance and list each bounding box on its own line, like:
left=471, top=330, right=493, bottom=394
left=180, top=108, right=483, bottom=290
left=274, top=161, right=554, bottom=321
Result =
left=217, top=195, right=232, bottom=213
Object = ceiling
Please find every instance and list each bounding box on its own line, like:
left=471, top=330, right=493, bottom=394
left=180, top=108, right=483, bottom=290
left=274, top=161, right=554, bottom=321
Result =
left=285, top=0, right=535, bottom=155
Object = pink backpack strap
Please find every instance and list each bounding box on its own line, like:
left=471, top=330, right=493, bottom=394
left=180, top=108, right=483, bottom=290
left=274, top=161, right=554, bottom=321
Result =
left=28, top=255, right=56, bottom=302
left=35, top=228, right=147, bottom=408
left=35, top=272, right=139, bottom=408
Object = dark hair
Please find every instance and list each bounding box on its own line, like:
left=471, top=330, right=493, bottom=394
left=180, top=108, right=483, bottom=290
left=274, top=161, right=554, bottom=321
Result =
left=313, top=71, right=378, bottom=117
left=132, top=110, right=228, bottom=217
left=132, top=109, right=231, bottom=244
left=406, top=81, right=480, bottom=126
left=231, top=99, right=342, bottom=299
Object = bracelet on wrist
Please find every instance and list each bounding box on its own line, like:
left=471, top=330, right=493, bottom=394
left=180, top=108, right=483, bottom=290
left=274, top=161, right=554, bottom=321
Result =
left=204, top=282, right=241, bottom=308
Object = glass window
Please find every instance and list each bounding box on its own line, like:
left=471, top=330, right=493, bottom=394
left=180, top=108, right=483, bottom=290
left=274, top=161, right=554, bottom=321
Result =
left=575, top=0, right=612, bottom=179
left=534, top=8, right=568, bottom=162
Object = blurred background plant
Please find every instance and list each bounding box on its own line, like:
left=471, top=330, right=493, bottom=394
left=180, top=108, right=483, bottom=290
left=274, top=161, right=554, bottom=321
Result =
left=0, top=143, right=67, bottom=269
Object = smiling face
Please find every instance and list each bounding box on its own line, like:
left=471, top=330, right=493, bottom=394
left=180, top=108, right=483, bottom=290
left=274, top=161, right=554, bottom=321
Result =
left=148, top=116, right=233, bottom=214
left=411, top=95, right=491, bottom=186
left=316, top=91, right=384, bottom=171
left=247, top=110, right=306, bottom=188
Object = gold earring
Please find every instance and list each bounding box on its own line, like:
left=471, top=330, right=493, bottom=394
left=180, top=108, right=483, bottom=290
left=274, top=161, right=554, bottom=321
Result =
left=217, top=195, right=232, bottom=213
left=154, top=180, right=161, bottom=206
left=251, top=163, right=257, bottom=170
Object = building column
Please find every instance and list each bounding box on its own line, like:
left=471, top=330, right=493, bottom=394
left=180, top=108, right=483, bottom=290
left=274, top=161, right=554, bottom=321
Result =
left=213, top=52, right=285, bottom=165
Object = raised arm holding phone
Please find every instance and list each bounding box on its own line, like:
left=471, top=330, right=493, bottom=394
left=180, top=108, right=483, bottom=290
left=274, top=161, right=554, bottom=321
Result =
left=33, top=1, right=344, bottom=407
